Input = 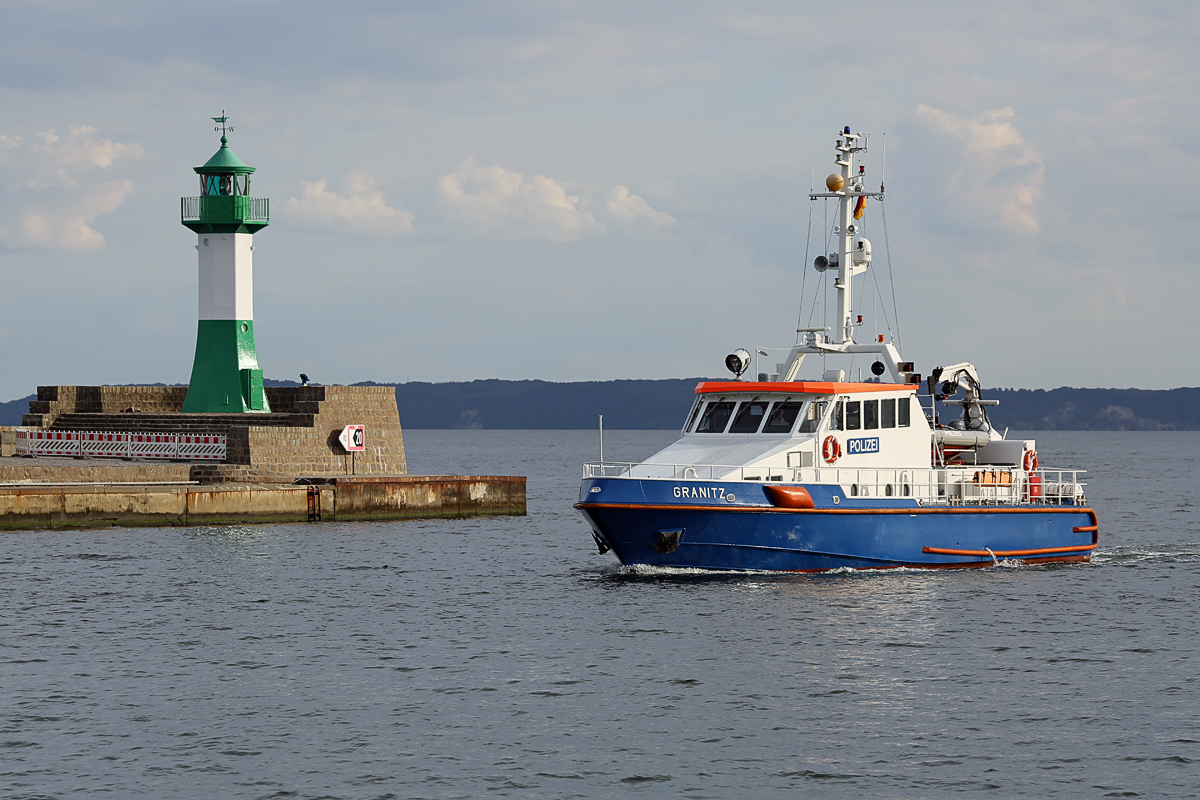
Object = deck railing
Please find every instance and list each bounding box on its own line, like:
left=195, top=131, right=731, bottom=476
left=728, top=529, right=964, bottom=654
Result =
left=581, top=461, right=1086, bottom=507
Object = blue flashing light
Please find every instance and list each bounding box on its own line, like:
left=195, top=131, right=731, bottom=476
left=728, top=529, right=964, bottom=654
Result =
left=844, top=126, right=851, bottom=134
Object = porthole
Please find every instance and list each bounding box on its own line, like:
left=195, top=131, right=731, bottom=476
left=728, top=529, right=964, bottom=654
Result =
left=832, top=496, right=841, bottom=504
left=241, top=323, right=249, bottom=333
left=203, top=238, right=209, bottom=246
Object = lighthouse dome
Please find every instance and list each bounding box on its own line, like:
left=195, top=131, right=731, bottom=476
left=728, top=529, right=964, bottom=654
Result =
left=194, top=136, right=256, bottom=176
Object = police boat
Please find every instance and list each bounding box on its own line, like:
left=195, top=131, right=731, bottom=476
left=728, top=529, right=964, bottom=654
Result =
left=574, top=126, right=1098, bottom=572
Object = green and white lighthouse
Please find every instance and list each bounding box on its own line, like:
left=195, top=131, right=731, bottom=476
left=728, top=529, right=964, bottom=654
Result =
left=180, top=115, right=270, bottom=413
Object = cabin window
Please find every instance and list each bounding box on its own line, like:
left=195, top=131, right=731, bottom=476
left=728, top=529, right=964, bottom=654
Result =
left=696, top=401, right=736, bottom=433
left=845, top=400, right=861, bottom=430
left=762, top=401, right=803, bottom=433
left=882, top=398, right=896, bottom=428
left=685, top=399, right=705, bottom=432
left=798, top=401, right=826, bottom=433
left=730, top=401, right=770, bottom=433
left=863, top=399, right=879, bottom=430
left=831, top=401, right=844, bottom=431
left=898, top=396, right=911, bottom=427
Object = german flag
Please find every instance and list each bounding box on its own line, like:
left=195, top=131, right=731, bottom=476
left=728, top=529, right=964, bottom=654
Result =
left=854, top=195, right=866, bottom=220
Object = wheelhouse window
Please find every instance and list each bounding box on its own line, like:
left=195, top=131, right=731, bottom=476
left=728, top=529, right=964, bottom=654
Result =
left=898, top=396, right=911, bottom=427
left=845, top=400, right=861, bottom=430
left=696, top=401, right=736, bottom=433
left=730, top=401, right=770, bottom=433
left=762, top=401, right=803, bottom=433
left=685, top=399, right=705, bottom=432
left=864, top=399, right=879, bottom=430
left=798, top=401, right=827, bottom=433
left=831, top=400, right=844, bottom=431
left=882, top=398, right=896, bottom=428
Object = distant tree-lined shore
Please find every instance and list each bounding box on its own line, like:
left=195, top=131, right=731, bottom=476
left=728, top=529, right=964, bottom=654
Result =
left=3, top=381, right=1198, bottom=430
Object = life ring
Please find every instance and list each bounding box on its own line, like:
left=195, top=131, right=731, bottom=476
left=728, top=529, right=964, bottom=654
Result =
left=1022, top=449, right=1042, bottom=502
left=823, top=435, right=842, bottom=464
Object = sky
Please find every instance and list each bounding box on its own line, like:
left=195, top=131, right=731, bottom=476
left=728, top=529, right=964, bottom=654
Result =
left=1, top=0, right=1197, bottom=401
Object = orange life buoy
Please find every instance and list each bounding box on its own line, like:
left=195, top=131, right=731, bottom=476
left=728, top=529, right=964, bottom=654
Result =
left=823, top=435, right=842, bottom=464
left=1023, top=449, right=1039, bottom=472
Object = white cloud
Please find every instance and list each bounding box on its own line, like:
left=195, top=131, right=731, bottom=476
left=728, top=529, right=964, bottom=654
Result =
left=287, top=173, right=416, bottom=236
left=605, top=185, right=674, bottom=226
left=14, top=179, right=133, bottom=251
left=915, top=105, right=1044, bottom=235
left=435, top=156, right=604, bottom=241
left=0, top=126, right=142, bottom=251
left=33, top=126, right=140, bottom=171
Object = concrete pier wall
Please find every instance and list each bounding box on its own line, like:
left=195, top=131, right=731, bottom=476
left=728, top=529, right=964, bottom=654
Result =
left=0, top=475, right=526, bottom=530
left=299, top=475, right=528, bottom=521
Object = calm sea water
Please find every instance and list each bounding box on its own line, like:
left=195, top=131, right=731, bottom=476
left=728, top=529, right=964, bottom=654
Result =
left=2, top=430, right=1198, bottom=799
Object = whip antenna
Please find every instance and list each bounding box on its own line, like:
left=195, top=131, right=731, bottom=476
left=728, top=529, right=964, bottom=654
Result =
left=796, top=152, right=816, bottom=341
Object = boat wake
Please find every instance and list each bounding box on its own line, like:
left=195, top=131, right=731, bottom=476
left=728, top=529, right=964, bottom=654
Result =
left=601, top=562, right=780, bottom=579
left=1092, top=543, right=1200, bottom=566
left=590, top=558, right=1046, bottom=581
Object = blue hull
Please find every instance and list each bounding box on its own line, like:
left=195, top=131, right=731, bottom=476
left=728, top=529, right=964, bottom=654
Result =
left=575, top=477, right=1098, bottom=572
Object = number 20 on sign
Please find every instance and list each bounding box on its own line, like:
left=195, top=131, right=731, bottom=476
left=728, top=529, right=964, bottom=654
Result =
left=339, top=425, right=365, bottom=452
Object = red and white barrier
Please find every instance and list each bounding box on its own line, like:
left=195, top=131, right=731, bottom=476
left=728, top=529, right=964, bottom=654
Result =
left=176, top=434, right=226, bottom=461
left=128, top=433, right=179, bottom=459
left=15, top=430, right=226, bottom=461
left=79, top=431, right=130, bottom=458
left=16, top=430, right=80, bottom=457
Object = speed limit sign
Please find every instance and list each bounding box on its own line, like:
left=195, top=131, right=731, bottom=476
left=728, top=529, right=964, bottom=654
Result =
left=338, top=425, right=365, bottom=452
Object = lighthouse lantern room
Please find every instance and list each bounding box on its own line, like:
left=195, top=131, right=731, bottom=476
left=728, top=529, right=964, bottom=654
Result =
left=180, top=114, right=271, bottom=413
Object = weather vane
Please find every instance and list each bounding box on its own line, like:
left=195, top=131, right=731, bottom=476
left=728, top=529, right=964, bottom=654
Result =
left=212, top=111, right=234, bottom=137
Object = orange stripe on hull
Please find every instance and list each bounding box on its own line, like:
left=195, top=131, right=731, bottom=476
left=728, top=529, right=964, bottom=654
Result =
left=923, top=543, right=1097, bottom=557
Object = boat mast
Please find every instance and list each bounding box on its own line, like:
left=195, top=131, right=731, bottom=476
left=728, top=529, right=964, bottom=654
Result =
left=781, top=126, right=894, bottom=382
left=805, top=127, right=885, bottom=344
left=833, top=129, right=867, bottom=344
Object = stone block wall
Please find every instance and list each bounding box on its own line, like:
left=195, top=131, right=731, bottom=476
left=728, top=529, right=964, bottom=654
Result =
left=21, top=385, right=406, bottom=480
left=227, top=386, right=406, bottom=476
left=25, top=386, right=187, bottom=427
left=1, top=427, right=16, bottom=458
left=0, top=459, right=193, bottom=484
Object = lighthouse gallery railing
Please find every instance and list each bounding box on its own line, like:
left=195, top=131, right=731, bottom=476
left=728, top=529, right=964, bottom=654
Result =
left=181, top=196, right=269, bottom=224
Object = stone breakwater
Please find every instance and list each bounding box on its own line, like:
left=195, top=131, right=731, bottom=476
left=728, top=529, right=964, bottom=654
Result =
left=1, top=384, right=526, bottom=530
left=0, top=474, right=526, bottom=530
left=24, top=385, right=407, bottom=477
